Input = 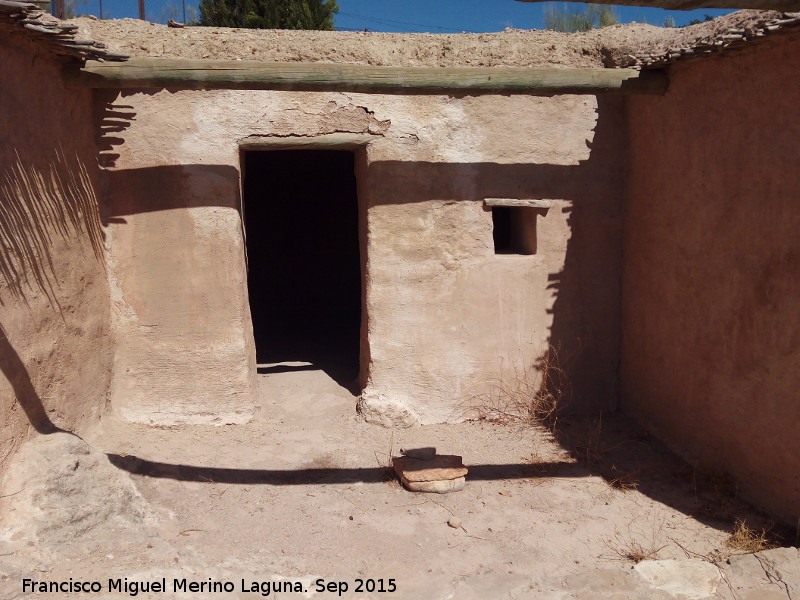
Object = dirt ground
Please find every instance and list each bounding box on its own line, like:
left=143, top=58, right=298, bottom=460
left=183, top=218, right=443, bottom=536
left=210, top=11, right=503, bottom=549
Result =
left=1, top=364, right=798, bottom=599
left=71, top=10, right=782, bottom=69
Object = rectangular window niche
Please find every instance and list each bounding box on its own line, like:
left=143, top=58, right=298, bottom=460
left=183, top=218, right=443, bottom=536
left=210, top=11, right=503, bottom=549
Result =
left=485, top=198, right=551, bottom=256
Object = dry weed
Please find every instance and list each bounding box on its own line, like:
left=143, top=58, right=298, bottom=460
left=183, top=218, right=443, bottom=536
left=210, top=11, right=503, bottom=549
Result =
left=725, top=519, right=778, bottom=554
left=670, top=537, right=730, bottom=564
left=605, top=466, right=641, bottom=492
left=374, top=432, right=400, bottom=486
left=670, top=516, right=786, bottom=563
left=604, top=519, right=667, bottom=564
left=463, top=343, right=572, bottom=430
left=614, top=539, right=665, bottom=563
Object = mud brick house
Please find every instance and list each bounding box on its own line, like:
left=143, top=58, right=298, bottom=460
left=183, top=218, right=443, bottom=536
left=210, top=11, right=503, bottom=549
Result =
left=1, top=2, right=798, bottom=522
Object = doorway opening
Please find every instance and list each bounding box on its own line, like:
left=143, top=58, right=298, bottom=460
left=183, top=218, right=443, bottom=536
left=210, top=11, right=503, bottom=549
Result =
left=242, top=149, right=362, bottom=389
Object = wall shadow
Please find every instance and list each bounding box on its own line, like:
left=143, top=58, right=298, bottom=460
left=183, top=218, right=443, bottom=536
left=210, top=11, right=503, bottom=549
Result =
left=549, top=413, right=789, bottom=537
left=0, top=146, right=105, bottom=309
left=105, top=422, right=782, bottom=537
left=257, top=364, right=320, bottom=375
left=94, top=90, right=137, bottom=169
left=103, top=164, right=242, bottom=219
left=0, top=324, right=61, bottom=435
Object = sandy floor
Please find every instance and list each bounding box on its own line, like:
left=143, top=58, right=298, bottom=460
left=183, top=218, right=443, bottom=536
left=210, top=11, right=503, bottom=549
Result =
left=1, top=364, right=797, bottom=599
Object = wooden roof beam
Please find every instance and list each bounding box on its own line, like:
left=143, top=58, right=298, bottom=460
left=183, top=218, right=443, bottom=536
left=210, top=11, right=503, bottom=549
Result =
left=63, top=57, right=668, bottom=96
left=515, top=0, right=800, bottom=11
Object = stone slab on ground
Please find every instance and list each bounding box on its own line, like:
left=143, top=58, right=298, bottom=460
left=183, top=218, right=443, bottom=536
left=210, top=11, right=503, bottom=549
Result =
left=392, top=454, right=468, bottom=482
left=634, top=559, right=722, bottom=599
left=392, top=454, right=468, bottom=493
left=723, top=547, right=800, bottom=599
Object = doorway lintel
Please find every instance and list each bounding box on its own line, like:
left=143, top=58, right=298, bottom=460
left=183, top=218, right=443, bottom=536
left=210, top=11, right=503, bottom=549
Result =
left=239, top=134, right=376, bottom=152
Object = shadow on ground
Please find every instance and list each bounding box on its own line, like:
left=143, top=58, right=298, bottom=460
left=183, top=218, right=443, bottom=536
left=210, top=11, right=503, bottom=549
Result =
left=107, top=454, right=588, bottom=485
left=546, top=413, right=797, bottom=546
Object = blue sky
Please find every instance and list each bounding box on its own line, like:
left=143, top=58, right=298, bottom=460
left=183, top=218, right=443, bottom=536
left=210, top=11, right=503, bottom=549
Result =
left=73, top=0, right=735, bottom=31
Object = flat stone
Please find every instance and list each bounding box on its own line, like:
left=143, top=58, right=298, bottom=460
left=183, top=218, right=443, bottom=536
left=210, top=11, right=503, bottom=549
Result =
left=725, top=548, right=800, bottom=599
left=400, top=476, right=465, bottom=493
left=392, top=455, right=468, bottom=482
left=635, top=559, right=721, bottom=599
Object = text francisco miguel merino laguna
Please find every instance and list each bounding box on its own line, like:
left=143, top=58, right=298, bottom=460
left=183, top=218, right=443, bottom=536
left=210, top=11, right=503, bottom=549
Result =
left=23, top=577, right=396, bottom=596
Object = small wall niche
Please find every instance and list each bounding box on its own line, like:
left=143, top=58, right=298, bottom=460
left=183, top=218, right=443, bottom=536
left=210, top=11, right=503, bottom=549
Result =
left=485, top=198, right=551, bottom=256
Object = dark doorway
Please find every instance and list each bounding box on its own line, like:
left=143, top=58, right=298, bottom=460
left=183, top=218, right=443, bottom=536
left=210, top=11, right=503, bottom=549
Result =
left=242, top=150, right=361, bottom=387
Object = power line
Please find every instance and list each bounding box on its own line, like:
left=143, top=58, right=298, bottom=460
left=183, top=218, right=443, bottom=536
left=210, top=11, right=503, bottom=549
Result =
left=336, top=11, right=475, bottom=33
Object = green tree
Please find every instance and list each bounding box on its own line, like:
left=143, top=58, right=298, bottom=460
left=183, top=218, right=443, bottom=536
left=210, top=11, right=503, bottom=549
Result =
left=543, top=3, right=618, bottom=33
left=199, top=0, right=338, bottom=30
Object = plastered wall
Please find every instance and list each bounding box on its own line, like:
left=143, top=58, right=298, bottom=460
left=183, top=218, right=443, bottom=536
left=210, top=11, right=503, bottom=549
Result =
left=0, top=38, right=113, bottom=474
left=623, top=34, right=800, bottom=522
left=101, top=89, right=625, bottom=426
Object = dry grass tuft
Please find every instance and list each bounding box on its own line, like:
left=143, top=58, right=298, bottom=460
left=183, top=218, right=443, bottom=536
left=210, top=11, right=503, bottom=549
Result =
left=615, top=539, right=665, bottom=563
left=606, top=467, right=641, bottom=492
left=463, top=343, right=571, bottom=430
left=374, top=432, right=401, bottom=487
left=605, top=521, right=667, bottom=564
left=527, top=344, right=570, bottom=429
left=725, top=519, right=778, bottom=554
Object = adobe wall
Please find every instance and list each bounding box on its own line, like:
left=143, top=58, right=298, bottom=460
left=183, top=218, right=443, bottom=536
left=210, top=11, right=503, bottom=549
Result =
left=623, top=34, right=800, bottom=522
left=0, top=38, right=113, bottom=472
left=101, top=88, right=625, bottom=426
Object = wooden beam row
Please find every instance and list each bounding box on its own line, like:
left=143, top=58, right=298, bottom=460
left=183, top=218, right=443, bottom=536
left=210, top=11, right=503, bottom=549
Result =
left=64, top=57, right=668, bottom=96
